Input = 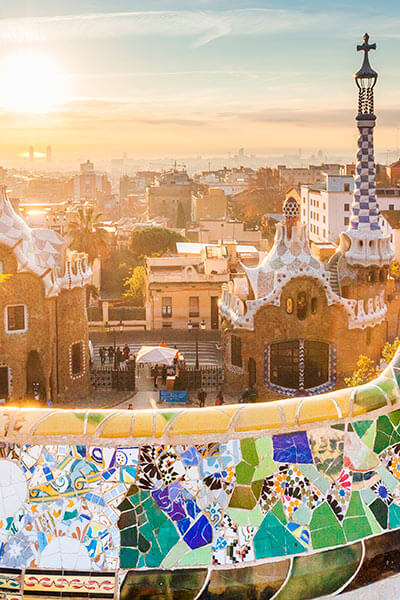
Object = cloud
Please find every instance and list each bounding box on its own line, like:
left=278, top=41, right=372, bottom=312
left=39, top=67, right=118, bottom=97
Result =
left=0, top=8, right=333, bottom=48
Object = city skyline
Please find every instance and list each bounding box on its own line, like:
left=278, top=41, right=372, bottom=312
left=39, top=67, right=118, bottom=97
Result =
left=0, top=1, right=400, bottom=159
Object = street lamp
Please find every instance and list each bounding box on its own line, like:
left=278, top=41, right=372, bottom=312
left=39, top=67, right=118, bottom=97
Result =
left=106, top=319, right=124, bottom=368
left=187, top=318, right=206, bottom=370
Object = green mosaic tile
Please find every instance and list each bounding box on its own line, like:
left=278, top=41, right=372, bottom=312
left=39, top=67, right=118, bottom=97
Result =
left=362, top=421, right=376, bottom=449
left=310, top=502, right=346, bottom=550
left=207, top=562, right=290, bottom=599
left=120, top=547, right=139, bottom=569
left=291, top=503, right=312, bottom=526
left=178, top=545, right=212, bottom=566
left=272, top=500, right=287, bottom=525
left=297, top=464, right=330, bottom=494
left=254, top=513, right=305, bottom=559
left=374, top=416, right=400, bottom=454
left=275, top=543, right=362, bottom=600
left=240, top=438, right=259, bottom=466
left=390, top=409, right=400, bottom=427
left=354, top=386, right=387, bottom=413
left=363, top=502, right=382, bottom=534
left=377, top=378, right=399, bottom=406
left=248, top=505, right=265, bottom=527
left=229, top=485, right=257, bottom=509
left=346, top=491, right=364, bottom=517
left=388, top=503, right=400, bottom=528
left=369, top=498, right=388, bottom=529
left=377, top=465, right=400, bottom=493
left=162, top=539, right=188, bottom=569
left=353, top=420, right=373, bottom=439
left=360, top=487, right=376, bottom=506
left=255, top=435, right=273, bottom=458
left=343, top=515, right=372, bottom=542
left=226, top=508, right=250, bottom=526
left=236, top=461, right=255, bottom=485
left=253, top=455, right=276, bottom=480
left=251, top=479, right=263, bottom=501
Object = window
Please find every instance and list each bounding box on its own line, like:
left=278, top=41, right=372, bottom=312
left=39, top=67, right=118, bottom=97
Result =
left=311, top=297, right=317, bottom=314
left=344, top=203, right=350, bottom=212
left=323, top=216, right=326, bottom=224
left=71, top=342, right=83, bottom=376
left=389, top=204, right=394, bottom=210
left=344, top=184, right=350, bottom=192
left=231, top=335, right=242, bottom=368
left=286, top=297, right=294, bottom=314
left=189, top=296, right=199, bottom=318
left=344, top=217, right=349, bottom=226
left=6, top=305, right=26, bottom=332
left=297, top=292, right=307, bottom=320
left=323, top=229, right=327, bottom=238
left=268, top=340, right=330, bottom=391
left=162, top=297, right=172, bottom=318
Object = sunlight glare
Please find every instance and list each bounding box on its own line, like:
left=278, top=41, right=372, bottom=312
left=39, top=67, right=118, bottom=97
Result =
left=0, top=51, right=65, bottom=113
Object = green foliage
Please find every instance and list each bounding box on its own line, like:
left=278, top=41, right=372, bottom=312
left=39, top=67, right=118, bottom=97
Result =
left=66, top=206, right=109, bottom=263
left=344, top=355, right=378, bottom=387
left=101, top=248, right=135, bottom=296
left=129, top=227, right=186, bottom=261
left=124, top=266, right=146, bottom=305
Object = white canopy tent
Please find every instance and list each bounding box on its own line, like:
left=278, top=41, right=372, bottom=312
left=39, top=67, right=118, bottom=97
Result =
left=135, top=346, right=178, bottom=365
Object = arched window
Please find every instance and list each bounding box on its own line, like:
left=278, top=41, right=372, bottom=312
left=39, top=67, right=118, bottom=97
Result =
left=267, top=340, right=330, bottom=392
left=311, top=297, right=317, bottom=314
left=286, top=297, right=294, bottom=314
left=297, top=292, right=307, bottom=320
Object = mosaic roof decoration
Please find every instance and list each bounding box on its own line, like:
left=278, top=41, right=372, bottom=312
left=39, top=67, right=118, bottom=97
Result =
left=0, top=187, right=92, bottom=296
left=1, top=351, right=400, bottom=598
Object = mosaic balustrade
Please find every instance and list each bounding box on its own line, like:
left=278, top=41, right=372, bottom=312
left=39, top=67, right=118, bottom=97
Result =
left=1, top=353, right=400, bottom=598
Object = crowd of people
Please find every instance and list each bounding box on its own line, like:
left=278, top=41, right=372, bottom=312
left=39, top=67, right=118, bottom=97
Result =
left=99, top=343, right=131, bottom=366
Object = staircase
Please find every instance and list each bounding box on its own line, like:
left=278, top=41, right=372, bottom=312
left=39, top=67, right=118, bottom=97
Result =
left=327, top=253, right=341, bottom=295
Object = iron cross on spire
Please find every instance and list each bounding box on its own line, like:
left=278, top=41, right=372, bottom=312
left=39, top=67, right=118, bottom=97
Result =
left=357, top=33, right=376, bottom=57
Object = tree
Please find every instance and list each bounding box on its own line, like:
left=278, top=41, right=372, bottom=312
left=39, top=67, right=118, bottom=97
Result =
left=124, top=266, right=146, bottom=305
left=129, top=227, right=186, bottom=261
left=66, top=206, right=110, bottom=263
left=176, top=201, right=186, bottom=228
left=344, top=355, right=378, bottom=387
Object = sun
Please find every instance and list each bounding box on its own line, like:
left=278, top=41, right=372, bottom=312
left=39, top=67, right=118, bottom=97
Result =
left=0, top=51, right=65, bottom=113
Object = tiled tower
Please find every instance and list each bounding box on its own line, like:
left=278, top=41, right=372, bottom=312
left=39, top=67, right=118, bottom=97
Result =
left=339, top=33, right=393, bottom=267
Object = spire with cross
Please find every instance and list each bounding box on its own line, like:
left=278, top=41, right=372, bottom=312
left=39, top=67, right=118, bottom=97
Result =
left=342, top=34, right=393, bottom=267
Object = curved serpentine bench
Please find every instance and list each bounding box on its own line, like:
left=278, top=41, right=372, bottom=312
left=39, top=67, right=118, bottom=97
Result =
left=1, top=353, right=400, bottom=599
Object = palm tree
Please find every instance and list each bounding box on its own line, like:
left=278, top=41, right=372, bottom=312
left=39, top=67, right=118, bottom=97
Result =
left=66, top=206, right=110, bottom=263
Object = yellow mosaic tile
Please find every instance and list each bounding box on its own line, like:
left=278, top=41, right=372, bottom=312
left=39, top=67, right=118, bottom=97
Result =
left=280, top=398, right=302, bottom=428
left=234, top=403, right=282, bottom=432
left=33, top=411, right=86, bottom=436
left=98, top=412, right=132, bottom=438
left=131, top=411, right=154, bottom=437
left=297, top=395, right=339, bottom=425
left=85, top=410, right=113, bottom=435
left=329, top=389, right=352, bottom=418
left=169, top=408, right=231, bottom=436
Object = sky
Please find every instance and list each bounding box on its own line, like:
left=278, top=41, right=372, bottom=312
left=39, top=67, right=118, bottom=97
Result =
left=0, top=0, right=399, bottom=160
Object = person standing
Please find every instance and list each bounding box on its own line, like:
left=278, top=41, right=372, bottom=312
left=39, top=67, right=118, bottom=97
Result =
left=153, top=363, right=159, bottom=388
left=161, top=364, right=167, bottom=386
left=197, top=387, right=207, bottom=408
left=99, top=346, right=105, bottom=365
left=123, top=344, right=130, bottom=361
left=108, top=346, right=114, bottom=364
left=215, top=389, right=224, bottom=406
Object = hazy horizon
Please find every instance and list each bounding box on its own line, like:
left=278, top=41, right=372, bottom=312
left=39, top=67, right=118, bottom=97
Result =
left=0, top=1, right=399, bottom=161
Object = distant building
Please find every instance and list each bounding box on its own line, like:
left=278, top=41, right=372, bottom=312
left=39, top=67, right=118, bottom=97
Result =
left=145, top=242, right=258, bottom=330
left=0, top=188, right=92, bottom=404
left=73, top=160, right=112, bottom=203
left=381, top=210, right=400, bottom=262
left=195, top=219, right=262, bottom=247
left=386, top=159, right=400, bottom=185
left=192, top=188, right=227, bottom=220
left=147, top=170, right=195, bottom=227
left=301, top=174, right=400, bottom=245
left=278, top=163, right=342, bottom=187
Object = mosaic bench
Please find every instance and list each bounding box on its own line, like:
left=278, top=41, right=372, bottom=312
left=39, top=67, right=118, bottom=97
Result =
left=2, top=352, right=400, bottom=599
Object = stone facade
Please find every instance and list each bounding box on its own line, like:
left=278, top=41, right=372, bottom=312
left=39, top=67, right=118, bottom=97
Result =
left=0, top=188, right=92, bottom=405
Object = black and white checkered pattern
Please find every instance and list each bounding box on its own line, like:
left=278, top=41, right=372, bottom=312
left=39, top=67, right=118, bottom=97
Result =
left=349, top=126, right=380, bottom=232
